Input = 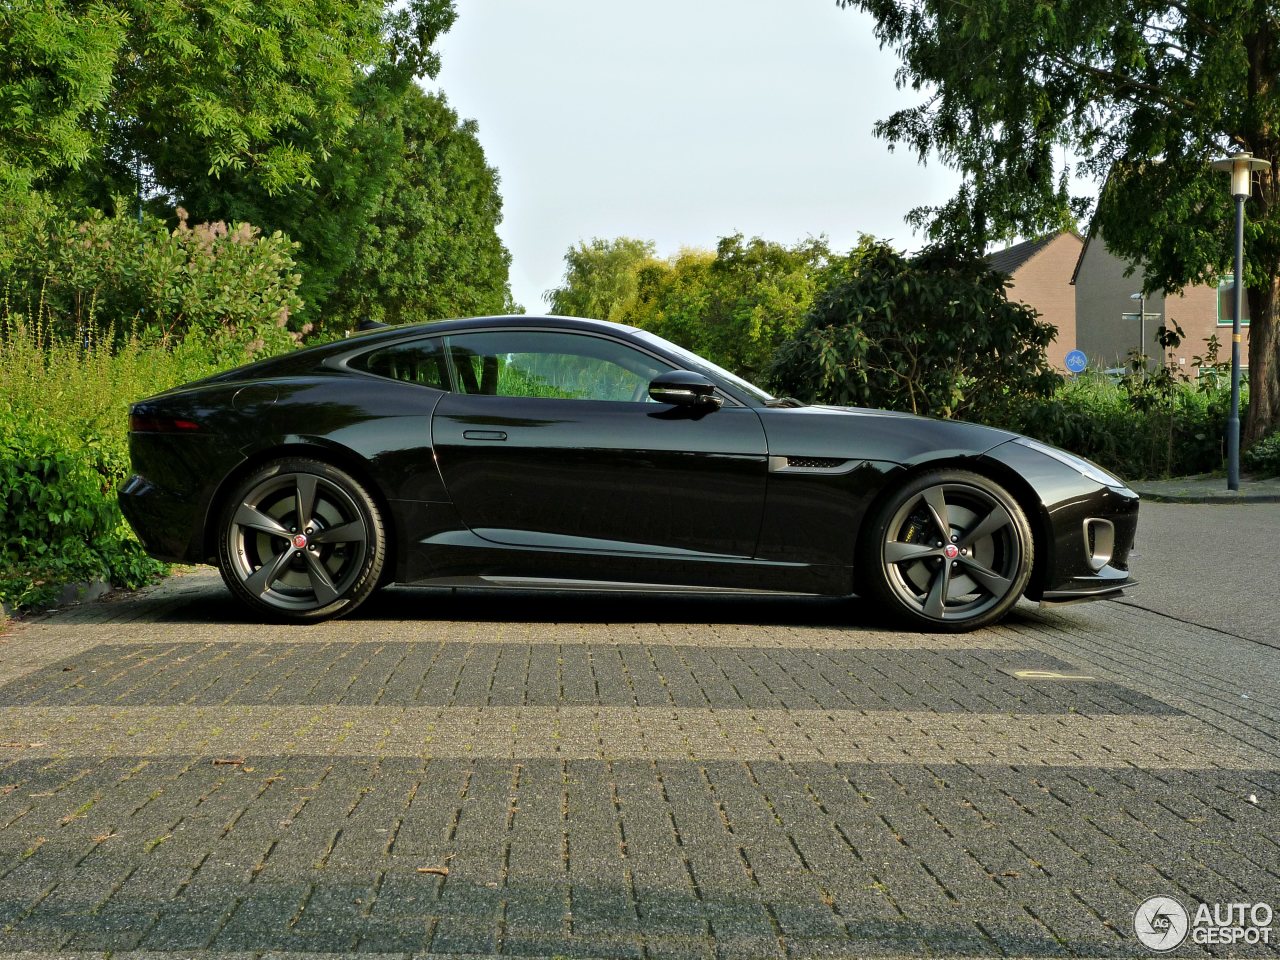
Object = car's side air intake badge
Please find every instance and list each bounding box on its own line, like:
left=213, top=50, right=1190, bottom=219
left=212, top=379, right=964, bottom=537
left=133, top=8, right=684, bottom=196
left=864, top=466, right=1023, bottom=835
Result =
left=768, top=455, right=859, bottom=474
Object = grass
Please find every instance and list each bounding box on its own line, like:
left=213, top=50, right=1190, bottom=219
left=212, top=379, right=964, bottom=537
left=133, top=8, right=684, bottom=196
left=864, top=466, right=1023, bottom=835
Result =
left=1, top=311, right=224, bottom=452
left=0, top=309, right=229, bottom=611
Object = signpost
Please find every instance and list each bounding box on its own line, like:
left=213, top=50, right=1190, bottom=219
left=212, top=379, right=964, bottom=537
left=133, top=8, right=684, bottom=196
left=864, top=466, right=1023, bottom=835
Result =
left=1065, top=350, right=1087, bottom=375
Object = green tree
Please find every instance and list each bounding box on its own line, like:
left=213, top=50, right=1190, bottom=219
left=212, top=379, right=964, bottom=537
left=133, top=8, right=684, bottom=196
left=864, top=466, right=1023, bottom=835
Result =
left=839, top=0, right=1280, bottom=445
left=5, top=0, right=405, bottom=207
left=771, top=237, right=1060, bottom=420
left=619, top=234, right=831, bottom=382
left=2, top=1, right=491, bottom=332
left=328, top=87, right=515, bottom=325
left=545, top=237, right=658, bottom=323
left=114, top=3, right=461, bottom=326
left=0, top=2, right=127, bottom=265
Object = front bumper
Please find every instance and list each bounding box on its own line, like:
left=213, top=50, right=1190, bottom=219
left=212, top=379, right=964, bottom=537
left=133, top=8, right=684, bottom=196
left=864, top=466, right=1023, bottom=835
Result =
left=980, top=441, right=1139, bottom=604
left=1040, top=572, right=1135, bottom=606
left=1034, top=483, right=1139, bottom=602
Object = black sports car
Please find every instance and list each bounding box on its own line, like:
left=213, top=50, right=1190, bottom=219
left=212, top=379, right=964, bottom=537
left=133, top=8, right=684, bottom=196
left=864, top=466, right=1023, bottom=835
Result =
left=120, top=315, right=1137, bottom=631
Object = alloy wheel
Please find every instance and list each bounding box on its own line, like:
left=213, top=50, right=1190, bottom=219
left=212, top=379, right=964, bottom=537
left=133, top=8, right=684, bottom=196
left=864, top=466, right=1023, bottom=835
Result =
left=226, top=471, right=370, bottom=613
left=880, top=481, right=1025, bottom=623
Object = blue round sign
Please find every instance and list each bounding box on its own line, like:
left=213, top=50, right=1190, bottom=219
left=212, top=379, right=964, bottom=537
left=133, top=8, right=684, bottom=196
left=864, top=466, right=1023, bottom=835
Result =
left=1065, top=350, right=1087, bottom=374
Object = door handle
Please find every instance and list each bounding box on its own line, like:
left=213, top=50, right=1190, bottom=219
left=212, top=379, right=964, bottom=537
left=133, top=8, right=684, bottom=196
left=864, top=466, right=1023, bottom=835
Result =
left=462, top=430, right=507, bottom=441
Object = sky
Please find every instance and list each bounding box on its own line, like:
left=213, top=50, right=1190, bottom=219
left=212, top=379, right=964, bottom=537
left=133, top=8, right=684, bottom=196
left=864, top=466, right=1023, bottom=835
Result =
left=421, top=0, right=965, bottom=313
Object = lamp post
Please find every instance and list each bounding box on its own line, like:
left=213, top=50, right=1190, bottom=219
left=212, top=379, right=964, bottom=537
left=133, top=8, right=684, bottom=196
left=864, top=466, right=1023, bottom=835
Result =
left=1129, top=291, right=1146, bottom=367
left=1211, top=151, right=1271, bottom=491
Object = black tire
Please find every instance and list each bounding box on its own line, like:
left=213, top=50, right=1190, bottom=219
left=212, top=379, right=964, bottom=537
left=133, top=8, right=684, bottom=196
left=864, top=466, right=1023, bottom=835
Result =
left=216, top=458, right=386, bottom=622
left=857, top=469, right=1034, bottom=632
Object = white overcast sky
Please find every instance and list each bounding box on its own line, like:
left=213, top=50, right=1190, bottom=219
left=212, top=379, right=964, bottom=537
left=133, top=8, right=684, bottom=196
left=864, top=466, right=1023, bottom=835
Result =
left=422, top=0, right=965, bottom=313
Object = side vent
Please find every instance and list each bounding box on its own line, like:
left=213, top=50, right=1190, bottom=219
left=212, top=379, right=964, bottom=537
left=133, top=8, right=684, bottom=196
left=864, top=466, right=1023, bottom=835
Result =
left=768, top=455, right=858, bottom=475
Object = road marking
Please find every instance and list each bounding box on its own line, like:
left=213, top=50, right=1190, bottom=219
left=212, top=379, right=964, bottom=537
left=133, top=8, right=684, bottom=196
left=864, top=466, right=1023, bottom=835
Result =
left=1003, top=668, right=1098, bottom=681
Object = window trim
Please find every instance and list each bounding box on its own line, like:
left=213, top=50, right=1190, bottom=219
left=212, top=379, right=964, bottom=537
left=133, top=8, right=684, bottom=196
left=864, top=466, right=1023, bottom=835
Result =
left=339, top=335, right=451, bottom=391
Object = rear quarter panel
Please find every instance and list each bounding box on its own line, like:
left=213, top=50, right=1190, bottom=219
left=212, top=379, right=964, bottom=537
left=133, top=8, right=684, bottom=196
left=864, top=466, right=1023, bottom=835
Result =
left=127, top=373, right=448, bottom=562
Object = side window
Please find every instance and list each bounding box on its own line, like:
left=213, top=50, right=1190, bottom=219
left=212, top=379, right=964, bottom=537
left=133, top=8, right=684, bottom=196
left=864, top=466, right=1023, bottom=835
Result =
left=350, top=338, right=450, bottom=390
left=445, top=331, right=673, bottom=402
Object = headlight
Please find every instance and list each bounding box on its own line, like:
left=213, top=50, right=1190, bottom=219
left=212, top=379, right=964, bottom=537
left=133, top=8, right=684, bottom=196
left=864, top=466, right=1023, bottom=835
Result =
left=1012, top=437, right=1128, bottom=489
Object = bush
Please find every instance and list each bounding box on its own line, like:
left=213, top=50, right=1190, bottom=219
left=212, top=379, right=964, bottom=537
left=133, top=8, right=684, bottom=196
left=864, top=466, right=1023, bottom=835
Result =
left=1244, top=431, right=1280, bottom=476
left=0, top=203, right=308, bottom=612
left=0, top=314, right=228, bottom=611
left=770, top=238, right=1061, bottom=421
left=3, top=205, right=305, bottom=363
left=1000, top=372, right=1232, bottom=480
left=0, top=412, right=158, bottom=609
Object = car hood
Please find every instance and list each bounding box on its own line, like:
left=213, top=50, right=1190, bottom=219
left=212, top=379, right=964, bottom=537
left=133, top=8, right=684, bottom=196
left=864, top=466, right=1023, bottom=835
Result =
left=756, top=403, right=1021, bottom=465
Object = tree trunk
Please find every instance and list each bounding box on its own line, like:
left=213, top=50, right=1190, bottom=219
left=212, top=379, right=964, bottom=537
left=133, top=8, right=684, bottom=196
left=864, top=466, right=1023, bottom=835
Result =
left=1244, top=281, right=1280, bottom=446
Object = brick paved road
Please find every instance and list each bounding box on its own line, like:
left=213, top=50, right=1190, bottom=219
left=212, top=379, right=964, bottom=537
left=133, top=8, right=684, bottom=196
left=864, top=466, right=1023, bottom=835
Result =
left=1, top=540, right=1277, bottom=957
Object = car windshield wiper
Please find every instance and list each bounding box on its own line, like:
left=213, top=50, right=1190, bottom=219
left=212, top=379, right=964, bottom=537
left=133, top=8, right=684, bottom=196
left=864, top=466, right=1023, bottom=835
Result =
left=764, top=397, right=806, bottom=408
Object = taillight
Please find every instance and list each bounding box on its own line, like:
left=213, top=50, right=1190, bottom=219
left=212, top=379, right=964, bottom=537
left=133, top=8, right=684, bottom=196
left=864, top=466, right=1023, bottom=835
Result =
left=129, top=414, right=201, bottom=433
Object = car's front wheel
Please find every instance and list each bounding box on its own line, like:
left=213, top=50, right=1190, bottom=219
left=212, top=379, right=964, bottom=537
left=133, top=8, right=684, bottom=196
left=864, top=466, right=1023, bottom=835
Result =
left=216, top=459, right=385, bottom=622
left=859, top=469, right=1033, bottom=632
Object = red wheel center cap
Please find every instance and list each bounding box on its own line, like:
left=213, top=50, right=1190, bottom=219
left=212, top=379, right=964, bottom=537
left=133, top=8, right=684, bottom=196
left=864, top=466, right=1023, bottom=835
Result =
left=292, top=533, right=308, bottom=550
left=943, top=544, right=959, bottom=560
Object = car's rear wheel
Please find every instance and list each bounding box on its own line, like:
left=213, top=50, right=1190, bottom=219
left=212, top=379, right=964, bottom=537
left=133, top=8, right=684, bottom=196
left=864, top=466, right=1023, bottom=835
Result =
left=216, top=459, right=385, bottom=622
left=859, top=469, right=1033, bottom=632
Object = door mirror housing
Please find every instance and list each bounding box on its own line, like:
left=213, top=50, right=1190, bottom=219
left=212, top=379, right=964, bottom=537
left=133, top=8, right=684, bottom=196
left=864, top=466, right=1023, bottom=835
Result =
left=649, top=370, right=723, bottom=408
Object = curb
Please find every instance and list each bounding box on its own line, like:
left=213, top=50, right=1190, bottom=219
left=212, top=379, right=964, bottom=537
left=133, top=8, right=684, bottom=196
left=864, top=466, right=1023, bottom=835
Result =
left=1129, top=472, right=1280, bottom=504
left=1133, top=490, right=1280, bottom=504
left=0, top=578, right=112, bottom=623
left=56, top=578, right=113, bottom=606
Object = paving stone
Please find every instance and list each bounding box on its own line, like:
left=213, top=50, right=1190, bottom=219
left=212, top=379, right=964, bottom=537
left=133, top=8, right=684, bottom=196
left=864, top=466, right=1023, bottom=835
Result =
left=0, top=569, right=1277, bottom=957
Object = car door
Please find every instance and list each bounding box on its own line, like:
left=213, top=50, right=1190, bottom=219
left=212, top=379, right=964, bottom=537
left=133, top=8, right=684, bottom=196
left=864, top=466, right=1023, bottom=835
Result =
left=430, top=328, right=768, bottom=559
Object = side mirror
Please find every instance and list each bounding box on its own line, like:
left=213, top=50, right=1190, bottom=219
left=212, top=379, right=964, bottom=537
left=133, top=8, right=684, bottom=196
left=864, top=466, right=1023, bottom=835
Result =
left=649, top=370, right=722, bottom=409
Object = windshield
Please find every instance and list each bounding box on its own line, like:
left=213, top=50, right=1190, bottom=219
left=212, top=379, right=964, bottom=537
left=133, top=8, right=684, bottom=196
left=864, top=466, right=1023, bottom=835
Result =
left=633, top=330, right=775, bottom=404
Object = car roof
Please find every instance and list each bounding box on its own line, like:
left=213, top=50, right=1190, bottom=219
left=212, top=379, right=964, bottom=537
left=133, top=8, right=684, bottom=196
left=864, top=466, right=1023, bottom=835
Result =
left=353, top=314, right=641, bottom=345
left=190, top=316, right=645, bottom=388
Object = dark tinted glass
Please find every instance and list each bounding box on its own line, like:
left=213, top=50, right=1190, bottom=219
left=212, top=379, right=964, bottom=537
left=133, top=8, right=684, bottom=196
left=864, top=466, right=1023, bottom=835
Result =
left=446, top=331, right=671, bottom=401
left=351, top=338, right=449, bottom=390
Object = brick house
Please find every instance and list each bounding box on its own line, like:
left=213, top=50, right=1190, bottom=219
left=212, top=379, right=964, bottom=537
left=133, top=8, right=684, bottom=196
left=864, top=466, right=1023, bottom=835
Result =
left=1071, top=234, right=1250, bottom=374
left=986, top=232, right=1083, bottom=371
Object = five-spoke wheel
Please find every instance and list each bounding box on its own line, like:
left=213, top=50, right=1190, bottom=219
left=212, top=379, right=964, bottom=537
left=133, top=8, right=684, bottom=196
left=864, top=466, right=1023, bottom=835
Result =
left=216, top=459, right=385, bottom=621
left=859, top=470, right=1033, bottom=631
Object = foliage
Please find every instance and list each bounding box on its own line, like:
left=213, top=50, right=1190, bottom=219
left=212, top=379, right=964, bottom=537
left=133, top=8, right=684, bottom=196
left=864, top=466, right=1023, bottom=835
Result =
left=3, top=205, right=305, bottom=364
left=1007, top=372, right=1231, bottom=480
left=4, top=0, right=395, bottom=209
left=545, top=237, right=658, bottom=323
left=839, top=0, right=1280, bottom=446
left=148, top=40, right=509, bottom=330
left=618, top=234, right=832, bottom=383
left=771, top=237, right=1060, bottom=420
left=326, top=88, right=515, bottom=325
left=0, top=411, right=156, bottom=610
left=2, top=1, right=509, bottom=335
left=0, top=315, right=227, bottom=611
left=1116, top=320, right=1192, bottom=412
left=1243, top=430, right=1280, bottom=476
left=0, top=1, right=126, bottom=210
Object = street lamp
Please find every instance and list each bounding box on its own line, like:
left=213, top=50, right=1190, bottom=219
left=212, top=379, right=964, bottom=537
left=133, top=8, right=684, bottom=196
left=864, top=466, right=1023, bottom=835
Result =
left=1128, top=292, right=1146, bottom=367
left=1211, top=150, right=1271, bottom=491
